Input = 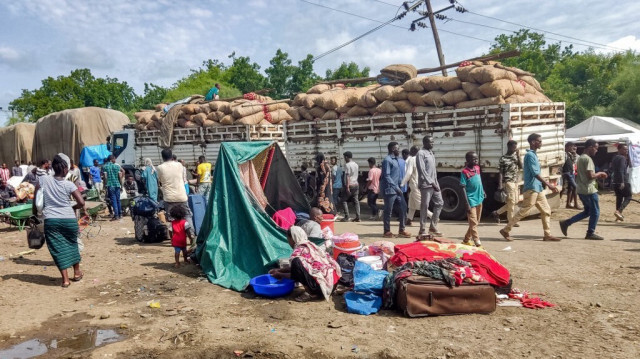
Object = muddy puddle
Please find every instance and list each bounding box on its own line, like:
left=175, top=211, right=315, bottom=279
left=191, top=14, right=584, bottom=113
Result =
left=0, top=328, right=123, bottom=358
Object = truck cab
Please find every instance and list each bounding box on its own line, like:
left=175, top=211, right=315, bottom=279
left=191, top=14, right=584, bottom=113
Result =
left=109, top=128, right=137, bottom=168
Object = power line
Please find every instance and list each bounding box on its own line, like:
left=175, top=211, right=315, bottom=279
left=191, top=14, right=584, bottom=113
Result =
left=454, top=1, right=625, bottom=51
left=300, top=0, right=406, bottom=30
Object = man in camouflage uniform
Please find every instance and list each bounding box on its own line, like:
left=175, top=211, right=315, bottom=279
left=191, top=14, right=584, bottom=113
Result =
left=492, top=140, right=522, bottom=225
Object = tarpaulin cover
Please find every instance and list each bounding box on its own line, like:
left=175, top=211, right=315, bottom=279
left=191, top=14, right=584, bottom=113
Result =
left=32, top=107, right=130, bottom=164
left=196, top=141, right=310, bottom=291
left=79, top=144, right=111, bottom=168
left=0, top=123, right=35, bottom=165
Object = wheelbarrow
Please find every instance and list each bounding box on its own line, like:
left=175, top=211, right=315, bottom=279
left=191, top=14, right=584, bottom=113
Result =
left=0, top=204, right=34, bottom=231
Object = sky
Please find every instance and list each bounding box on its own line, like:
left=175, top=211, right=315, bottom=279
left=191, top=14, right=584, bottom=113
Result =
left=1, top=0, right=639, bottom=124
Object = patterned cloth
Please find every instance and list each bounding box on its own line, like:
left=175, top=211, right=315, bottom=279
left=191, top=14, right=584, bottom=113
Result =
left=289, top=226, right=341, bottom=301
left=315, top=162, right=335, bottom=214
left=44, top=218, right=80, bottom=270
left=102, top=162, right=121, bottom=188
left=499, top=153, right=519, bottom=183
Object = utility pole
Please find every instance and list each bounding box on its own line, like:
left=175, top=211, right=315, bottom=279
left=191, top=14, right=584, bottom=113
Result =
left=425, top=0, right=447, bottom=76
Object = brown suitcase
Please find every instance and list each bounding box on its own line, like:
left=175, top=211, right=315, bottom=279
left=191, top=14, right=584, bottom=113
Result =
left=396, top=275, right=496, bottom=317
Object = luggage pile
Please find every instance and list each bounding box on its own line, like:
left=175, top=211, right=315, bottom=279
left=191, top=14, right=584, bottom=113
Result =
left=134, top=93, right=294, bottom=131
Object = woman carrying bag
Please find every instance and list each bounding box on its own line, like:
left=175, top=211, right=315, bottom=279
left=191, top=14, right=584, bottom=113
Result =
left=32, top=153, right=87, bottom=288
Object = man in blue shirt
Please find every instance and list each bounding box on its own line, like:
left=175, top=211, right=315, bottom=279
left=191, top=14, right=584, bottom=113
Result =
left=380, top=142, right=411, bottom=238
left=500, top=133, right=561, bottom=242
left=205, top=83, right=221, bottom=101
left=89, top=159, right=103, bottom=200
left=330, top=156, right=343, bottom=215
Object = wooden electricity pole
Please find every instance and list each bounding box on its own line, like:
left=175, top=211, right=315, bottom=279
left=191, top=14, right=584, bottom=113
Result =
left=425, top=0, right=447, bottom=76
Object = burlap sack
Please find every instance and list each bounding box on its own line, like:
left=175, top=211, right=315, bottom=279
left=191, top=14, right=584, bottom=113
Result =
left=346, top=88, right=365, bottom=107
left=471, top=65, right=517, bottom=84
left=151, top=111, right=162, bottom=122
left=522, top=81, right=537, bottom=94
left=135, top=123, right=146, bottom=131
left=183, top=120, right=199, bottom=128
left=402, top=78, right=424, bottom=92
left=422, top=91, right=446, bottom=107
left=455, top=96, right=505, bottom=109
left=440, top=77, right=462, bottom=92
left=407, top=92, right=427, bottom=106
left=232, top=101, right=264, bottom=118
left=376, top=100, right=398, bottom=113
left=380, top=64, right=418, bottom=81
left=367, top=107, right=378, bottom=115
left=309, top=106, right=327, bottom=119
left=442, top=90, right=469, bottom=106
left=389, top=86, right=408, bottom=101
left=347, top=106, right=370, bottom=117
left=209, top=101, right=220, bottom=111
left=303, top=94, right=320, bottom=109
left=315, top=90, right=350, bottom=110
left=292, top=93, right=307, bottom=106
left=321, top=110, right=338, bottom=121
left=523, top=93, right=551, bottom=103
left=270, top=109, right=294, bottom=124
left=135, top=112, right=153, bottom=125
left=146, top=121, right=159, bottom=130
left=414, top=106, right=438, bottom=113
left=423, top=76, right=446, bottom=91
left=356, top=89, right=378, bottom=108
left=298, top=107, right=313, bottom=121
left=199, top=104, right=211, bottom=114
left=266, top=102, right=290, bottom=112
left=455, top=65, right=476, bottom=83
left=307, top=84, right=331, bottom=94
left=495, top=63, right=533, bottom=77
left=505, top=95, right=527, bottom=104
left=231, top=99, right=249, bottom=107
left=206, top=111, right=219, bottom=122
left=373, top=85, right=395, bottom=102
left=461, top=82, right=484, bottom=100
left=216, top=102, right=231, bottom=114
left=181, top=104, right=200, bottom=115
left=479, top=80, right=525, bottom=98
left=192, top=113, right=207, bottom=126
left=394, top=100, right=414, bottom=113
left=518, top=75, right=543, bottom=92
left=220, top=115, right=234, bottom=125
left=336, top=105, right=352, bottom=114
left=236, top=111, right=265, bottom=125
left=331, top=83, right=346, bottom=89
left=155, top=103, right=166, bottom=111
left=286, top=107, right=301, bottom=121
left=203, top=120, right=221, bottom=127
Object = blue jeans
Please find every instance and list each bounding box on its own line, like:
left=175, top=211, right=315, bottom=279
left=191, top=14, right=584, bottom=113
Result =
left=107, top=186, right=122, bottom=218
left=566, top=193, right=600, bottom=235
left=367, top=191, right=378, bottom=216
left=383, top=192, right=406, bottom=233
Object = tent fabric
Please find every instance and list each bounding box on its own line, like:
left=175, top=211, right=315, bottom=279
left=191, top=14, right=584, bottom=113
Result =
left=238, top=161, right=269, bottom=209
left=79, top=144, right=111, bottom=168
left=565, top=116, right=640, bottom=143
left=0, top=123, right=35, bottom=166
left=32, top=107, right=130, bottom=164
left=262, top=144, right=311, bottom=216
left=196, top=141, right=310, bottom=291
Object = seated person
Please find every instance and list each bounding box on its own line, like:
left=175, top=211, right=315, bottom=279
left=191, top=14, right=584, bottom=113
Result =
left=22, top=167, right=39, bottom=187
left=269, top=226, right=341, bottom=302
left=0, top=179, right=17, bottom=209
left=298, top=207, right=324, bottom=239
left=124, top=174, right=138, bottom=198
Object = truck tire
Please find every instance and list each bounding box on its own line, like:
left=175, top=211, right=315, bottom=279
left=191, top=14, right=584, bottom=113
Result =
left=438, top=176, right=467, bottom=220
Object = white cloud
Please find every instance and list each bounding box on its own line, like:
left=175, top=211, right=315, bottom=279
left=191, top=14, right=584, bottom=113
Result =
left=0, top=46, right=38, bottom=70
left=60, top=44, right=115, bottom=69
left=607, top=35, right=640, bottom=52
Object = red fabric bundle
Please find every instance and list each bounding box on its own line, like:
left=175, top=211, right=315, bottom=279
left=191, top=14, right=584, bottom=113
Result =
left=272, top=207, right=296, bottom=230
left=389, top=242, right=454, bottom=267
left=461, top=252, right=510, bottom=287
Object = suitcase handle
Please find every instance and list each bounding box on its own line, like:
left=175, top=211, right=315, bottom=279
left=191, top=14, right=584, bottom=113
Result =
left=428, top=292, right=433, bottom=307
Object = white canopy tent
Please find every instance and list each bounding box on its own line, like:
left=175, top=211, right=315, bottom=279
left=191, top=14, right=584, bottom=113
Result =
left=565, top=116, right=640, bottom=143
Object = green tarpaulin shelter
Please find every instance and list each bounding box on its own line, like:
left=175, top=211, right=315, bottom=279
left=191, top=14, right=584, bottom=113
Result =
left=196, top=141, right=310, bottom=290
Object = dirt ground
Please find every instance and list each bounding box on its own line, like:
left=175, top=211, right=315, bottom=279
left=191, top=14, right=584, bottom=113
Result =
left=0, top=192, right=638, bottom=359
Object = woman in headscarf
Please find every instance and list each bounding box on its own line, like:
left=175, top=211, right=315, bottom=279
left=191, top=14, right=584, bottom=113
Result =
left=141, top=158, right=158, bottom=201
left=314, top=153, right=335, bottom=214
left=32, top=154, right=86, bottom=288
left=269, top=226, right=341, bottom=302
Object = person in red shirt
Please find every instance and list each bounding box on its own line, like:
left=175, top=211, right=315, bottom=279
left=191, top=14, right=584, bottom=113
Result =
left=170, top=205, right=195, bottom=267
left=366, top=157, right=382, bottom=220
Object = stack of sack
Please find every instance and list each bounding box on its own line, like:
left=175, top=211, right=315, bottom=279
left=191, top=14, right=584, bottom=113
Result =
left=286, top=60, right=551, bottom=121
left=134, top=93, right=294, bottom=131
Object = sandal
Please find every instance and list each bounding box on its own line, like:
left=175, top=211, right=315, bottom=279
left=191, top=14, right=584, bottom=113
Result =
left=294, top=292, right=318, bottom=303
left=61, top=282, right=71, bottom=288
left=71, top=273, right=84, bottom=282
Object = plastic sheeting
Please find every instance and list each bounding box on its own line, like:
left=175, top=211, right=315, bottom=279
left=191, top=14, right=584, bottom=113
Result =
left=79, top=144, right=111, bottom=168
left=32, top=107, right=130, bottom=164
left=196, top=142, right=310, bottom=291
left=0, top=123, right=35, bottom=166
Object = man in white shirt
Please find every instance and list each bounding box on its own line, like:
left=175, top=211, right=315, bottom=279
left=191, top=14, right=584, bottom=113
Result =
left=157, top=149, right=193, bottom=228
left=341, top=151, right=361, bottom=222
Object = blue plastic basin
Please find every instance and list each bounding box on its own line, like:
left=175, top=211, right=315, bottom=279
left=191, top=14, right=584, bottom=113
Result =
left=250, top=274, right=295, bottom=298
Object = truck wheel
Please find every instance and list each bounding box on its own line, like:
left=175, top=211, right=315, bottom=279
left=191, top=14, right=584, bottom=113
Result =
left=438, top=176, right=467, bottom=220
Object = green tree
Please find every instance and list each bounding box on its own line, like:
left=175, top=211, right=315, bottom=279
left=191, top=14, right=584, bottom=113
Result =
left=135, top=83, right=168, bottom=110
left=162, top=60, right=241, bottom=103
left=265, top=49, right=295, bottom=99
left=289, top=54, right=320, bottom=96
left=325, top=62, right=370, bottom=85
left=224, top=52, right=266, bottom=94
left=606, top=57, right=640, bottom=123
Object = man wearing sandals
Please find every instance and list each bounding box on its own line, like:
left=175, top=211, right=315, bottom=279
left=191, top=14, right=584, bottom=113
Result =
left=381, top=142, right=411, bottom=238
left=416, top=136, right=444, bottom=237
left=500, top=133, right=562, bottom=242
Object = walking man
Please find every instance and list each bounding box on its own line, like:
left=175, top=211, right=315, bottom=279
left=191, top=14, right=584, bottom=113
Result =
left=102, top=155, right=124, bottom=221
left=559, top=139, right=608, bottom=240
left=196, top=155, right=213, bottom=200
left=157, top=149, right=194, bottom=229
left=341, top=151, right=361, bottom=222
left=562, top=142, right=580, bottom=209
left=12, top=160, right=22, bottom=177
left=365, top=157, right=381, bottom=220
left=381, top=142, right=411, bottom=238
left=492, top=140, right=522, bottom=225
left=416, top=136, right=444, bottom=236
left=330, top=156, right=343, bottom=215
left=89, top=159, right=104, bottom=200
left=611, top=143, right=632, bottom=221
left=500, top=133, right=561, bottom=242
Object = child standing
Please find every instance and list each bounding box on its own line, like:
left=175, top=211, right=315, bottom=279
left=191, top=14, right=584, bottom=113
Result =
left=170, top=205, right=195, bottom=267
left=460, top=151, right=485, bottom=247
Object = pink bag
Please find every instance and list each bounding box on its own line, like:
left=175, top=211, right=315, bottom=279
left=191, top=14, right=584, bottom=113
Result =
left=272, top=207, right=296, bottom=230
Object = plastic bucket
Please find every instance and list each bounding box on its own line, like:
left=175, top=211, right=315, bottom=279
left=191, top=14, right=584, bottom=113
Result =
left=333, top=243, right=363, bottom=260
left=357, top=255, right=384, bottom=270
left=321, top=214, right=335, bottom=233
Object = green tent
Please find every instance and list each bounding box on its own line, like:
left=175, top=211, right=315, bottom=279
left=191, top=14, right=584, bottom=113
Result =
left=196, top=141, right=310, bottom=290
